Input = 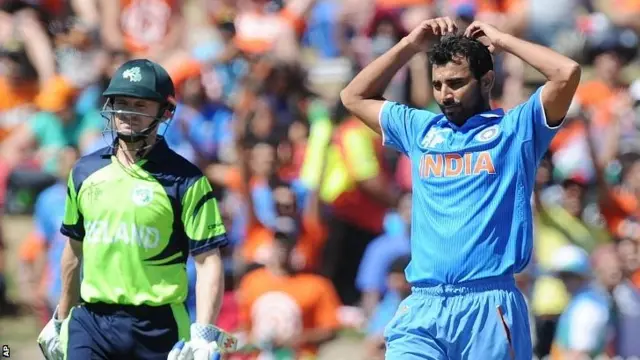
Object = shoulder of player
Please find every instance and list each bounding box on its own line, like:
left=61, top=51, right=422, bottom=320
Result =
left=70, top=146, right=112, bottom=189
left=145, top=144, right=205, bottom=187
left=161, top=146, right=203, bottom=178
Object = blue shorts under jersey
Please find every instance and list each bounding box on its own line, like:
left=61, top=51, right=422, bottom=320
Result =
left=384, top=276, right=532, bottom=360
left=379, top=86, right=561, bottom=359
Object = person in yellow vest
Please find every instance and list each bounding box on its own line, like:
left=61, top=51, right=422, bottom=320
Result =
left=316, top=102, right=401, bottom=306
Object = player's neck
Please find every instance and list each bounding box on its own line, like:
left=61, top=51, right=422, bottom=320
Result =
left=116, top=139, right=154, bottom=166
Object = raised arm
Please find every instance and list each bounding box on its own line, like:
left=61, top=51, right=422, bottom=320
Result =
left=465, top=22, right=581, bottom=126
left=340, top=17, right=457, bottom=134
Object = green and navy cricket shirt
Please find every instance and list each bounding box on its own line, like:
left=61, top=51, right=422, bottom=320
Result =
left=60, top=138, right=228, bottom=306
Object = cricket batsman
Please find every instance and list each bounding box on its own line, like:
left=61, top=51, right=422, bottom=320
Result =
left=36, top=59, right=237, bottom=359
left=341, top=17, right=581, bottom=359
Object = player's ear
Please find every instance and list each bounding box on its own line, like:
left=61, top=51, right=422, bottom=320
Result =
left=480, top=70, right=495, bottom=93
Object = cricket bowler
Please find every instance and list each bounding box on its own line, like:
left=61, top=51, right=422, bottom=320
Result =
left=340, top=17, right=581, bottom=359
left=37, top=59, right=237, bottom=359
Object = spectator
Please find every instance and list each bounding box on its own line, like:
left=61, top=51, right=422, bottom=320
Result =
left=356, top=191, right=411, bottom=317
left=550, top=244, right=623, bottom=359
left=236, top=217, right=341, bottom=359
left=534, top=174, right=611, bottom=261
left=613, top=239, right=640, bottom=357
left=1, top=75, right=103, bottom=173
left=18, top=147, right=78, bottom=324
left=363, top=254, right=411, bottom=360
left=162, top=69, right=235, bottom=167
left=98, top=0, right=189, bottom=70
left=319, top=102, right=400, bottom=306
left=0, top=0, right=56, bottom=87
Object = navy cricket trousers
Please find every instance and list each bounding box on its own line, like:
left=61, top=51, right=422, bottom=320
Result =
left=60, top=302, right=191, bottom=360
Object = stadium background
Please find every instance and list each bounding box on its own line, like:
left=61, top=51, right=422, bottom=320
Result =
left=0, top=0, right=640, bottom=359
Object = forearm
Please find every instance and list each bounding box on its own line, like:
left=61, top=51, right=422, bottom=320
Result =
left=341, top=38, right=418, bottom=102
left=497, top=34, right=579, bottom=83
left=195, top=250, right=224, bottom=325
left=57, top=241, right=82, bottom=319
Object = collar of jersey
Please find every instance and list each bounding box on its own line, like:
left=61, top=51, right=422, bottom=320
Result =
left=100, top=136, right=171, bottom=164
left=436, top=108, right=505, bottom=130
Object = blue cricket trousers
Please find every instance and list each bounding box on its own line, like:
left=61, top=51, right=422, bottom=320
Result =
left=384, top=275, right=532, bottom=360
left=60, top=302, right=190, bottom=360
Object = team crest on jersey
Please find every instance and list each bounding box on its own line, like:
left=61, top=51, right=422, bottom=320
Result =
left=475, top=125, right=500, bottom=142
left=131, top=185, right=153, bottom=206
left=421, top=128, right=450, bottom=148
left=122, top=67, right=142, bottom=82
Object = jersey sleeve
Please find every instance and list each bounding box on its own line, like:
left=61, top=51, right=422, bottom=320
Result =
left=379, top=101, right=437, bottom=155
left=511, top=86, right=563, bottom=164
left=60, top=170, right=85, bottom=240
left=181, top=176, right=229, bottom=256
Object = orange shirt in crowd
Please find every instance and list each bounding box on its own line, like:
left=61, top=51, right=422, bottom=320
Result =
left=476, top=0, right=522, bottom=14
left=241, top=214, right=326, bottom=272
left=233, top=7, right=306, bottom=54
left=237, top=267, right=341, bottom=357
left=0, top=77, right=39, bottom=141
left=575, top=80, right=630, bottom=127
left=616, top=0, right=640, bottom=11
left=120, top=0, right=180, bottom=55
left=223, top=167, right=327, bottom=271
left=599, top=187, right=640, bottom=238
left=375, top=0, right=433, bottom=8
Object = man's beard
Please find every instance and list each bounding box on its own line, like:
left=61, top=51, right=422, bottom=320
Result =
left=438, top=86, right=489, bottom=126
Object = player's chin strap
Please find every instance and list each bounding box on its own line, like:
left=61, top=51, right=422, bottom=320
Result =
left=116, top=119, right=160, bottom=159
left=112, top=101, right=176, bottom=158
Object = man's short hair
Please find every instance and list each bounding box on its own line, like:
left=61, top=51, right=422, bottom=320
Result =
left=427, top=34, right=494, bottom=79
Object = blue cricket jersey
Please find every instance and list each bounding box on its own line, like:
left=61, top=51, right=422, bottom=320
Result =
left=379, top=86, right=560, bottom=284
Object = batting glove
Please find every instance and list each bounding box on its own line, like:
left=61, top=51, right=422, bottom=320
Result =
left=167, top=323, right=238, bottom=360
left=36, top=307, right=64, bottom=360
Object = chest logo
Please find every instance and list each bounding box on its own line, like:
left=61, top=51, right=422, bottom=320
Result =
left=131, top=185, right=154, bottom=206
left=421, top=128, right=450, bottom=149
left=475, top=125, right=500, bottom=143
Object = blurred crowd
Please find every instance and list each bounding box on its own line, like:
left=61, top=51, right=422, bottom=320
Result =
left=0, top=0, right=639, bottom=359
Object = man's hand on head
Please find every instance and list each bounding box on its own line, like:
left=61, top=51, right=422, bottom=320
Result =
left=402, top=17, right=458, bottom=53
left=463, top=21, right=507, bottom=53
